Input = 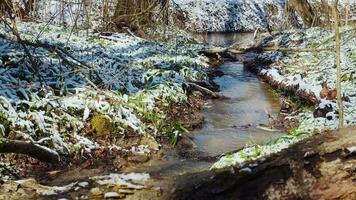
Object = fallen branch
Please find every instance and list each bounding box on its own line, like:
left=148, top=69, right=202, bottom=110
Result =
left=188, top=82, right=227, bottom=99
left=203, top=28, right=355, bottom=56
left=0, top=138, right=60, bottom=163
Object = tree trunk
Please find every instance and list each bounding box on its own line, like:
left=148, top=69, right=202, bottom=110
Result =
left=321, top=0, right=331, bottom=27
left=0, top=0, right=13, bottom=16
left=288, top=0, right=320, bottom=27
left=333, top=0, right=344, bottom=129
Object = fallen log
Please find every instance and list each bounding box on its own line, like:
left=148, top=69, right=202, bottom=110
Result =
left=204, top=46, right=333, bottom=55
left=0, top=138, right=60, bottom=163
left=203, top=28, right=355, bottom=56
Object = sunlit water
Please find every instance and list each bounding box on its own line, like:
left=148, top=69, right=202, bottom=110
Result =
left=192, top=62, right=284, bottom=156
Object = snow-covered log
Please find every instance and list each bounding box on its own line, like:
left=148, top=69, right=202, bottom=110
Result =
left=0, top=138, right=61, bottom=163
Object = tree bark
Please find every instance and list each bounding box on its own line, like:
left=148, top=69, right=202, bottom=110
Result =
left=321, top=0, right=331, bottom=26
left=0, top=0, right=13, bottom=16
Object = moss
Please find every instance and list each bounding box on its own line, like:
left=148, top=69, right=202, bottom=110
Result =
left=91, top=113, right=114, bottom=135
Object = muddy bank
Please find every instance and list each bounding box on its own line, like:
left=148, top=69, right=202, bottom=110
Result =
left=167, top=126, right=356, bottom=200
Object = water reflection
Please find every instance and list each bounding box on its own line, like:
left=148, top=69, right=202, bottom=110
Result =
left=192, top=62, right=284, bottom=156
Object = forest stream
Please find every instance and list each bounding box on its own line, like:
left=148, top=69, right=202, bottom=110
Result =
left=76, top=33, right=286, bottom=200
left=1, top=1, right=355, bottom=199
left=123, top=33, right=285, bottom=177
left=13, top=33, right=287, bottom=200
left=0, top=28, right=355, bottom=200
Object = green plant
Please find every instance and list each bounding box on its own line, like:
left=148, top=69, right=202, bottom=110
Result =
left=170, top=122, right=189, bottom=146
left=0, top=111, right=11, bottom=136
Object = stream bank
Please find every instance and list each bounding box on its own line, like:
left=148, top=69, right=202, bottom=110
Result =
left=168, top=127, right=356, bottom=200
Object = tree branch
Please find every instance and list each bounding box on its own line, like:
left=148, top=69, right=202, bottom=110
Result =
left=0, top=138, right=60, bottom=163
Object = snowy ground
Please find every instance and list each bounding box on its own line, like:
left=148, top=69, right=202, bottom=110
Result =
left=173, top=0, right=288, bottom=32
left=173, top=0, right=355, bottom=32
left=0, top=21, right=209, bottom=159
left=213, top=27, right=356, bottom=169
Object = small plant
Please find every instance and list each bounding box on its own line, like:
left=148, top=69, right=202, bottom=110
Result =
left=170, top=122, right=189, bottom=146
left=0, top=111, right=10, bottom=136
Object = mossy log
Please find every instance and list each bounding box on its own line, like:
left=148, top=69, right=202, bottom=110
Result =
left=0, top=138, right=60, bottom=163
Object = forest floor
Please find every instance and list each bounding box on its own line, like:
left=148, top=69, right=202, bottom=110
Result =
left=0, top=21, right=215, bottom=198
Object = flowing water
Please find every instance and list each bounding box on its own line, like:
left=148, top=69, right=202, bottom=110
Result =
left=135, top=33, right=285, bottom=177
left=190, top=32, right=284, bottom=157
left=192, top=62, right=284, bottom=157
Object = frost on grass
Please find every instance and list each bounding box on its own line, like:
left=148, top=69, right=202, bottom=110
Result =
left=213, top=27, right=356, bottom=169
left=0, top=22, right=209, bottom=155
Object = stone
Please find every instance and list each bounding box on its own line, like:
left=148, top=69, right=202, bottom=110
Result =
left=129, top=152, right=149, bottom=163
left=140, top=136, right=160, bottom=151
left=118, top=189, right=134, bottom=194
left=89, top=187, right=102, bottom=196
left=91, top=114, right=114, bottom=135
left=78, top=181, right=89, bottom=188
left=104, top=192, right=124, bottom=199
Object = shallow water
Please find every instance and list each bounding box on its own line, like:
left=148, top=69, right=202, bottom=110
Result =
left=193, top=62, right=283, bottom=156
left=135, top=34, right=285, bottom=177
left=195, top=32, right=256, bottom=47
left=192, top=62, right=284, bottom=156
